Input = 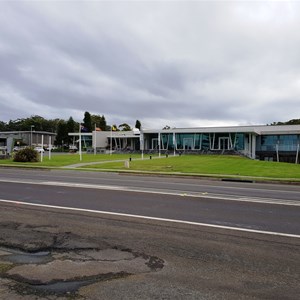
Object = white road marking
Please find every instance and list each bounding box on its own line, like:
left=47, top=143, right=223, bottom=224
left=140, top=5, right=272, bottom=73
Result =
left=3, top=170, right=300, bottom=197
left=0, top=178, right=299, bottom=207
left=0, top=198, right=299, bottom=239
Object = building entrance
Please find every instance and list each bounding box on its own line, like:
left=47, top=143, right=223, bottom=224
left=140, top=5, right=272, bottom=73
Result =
left=183, top=138, right=193, bottom=150
left=219, top=137, right=230, bottom=150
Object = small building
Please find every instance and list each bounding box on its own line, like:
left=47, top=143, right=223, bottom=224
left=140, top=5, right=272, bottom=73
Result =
left=69, top=129, right=141, bottom=153
left=69, top=124, right=300, bottom=163
left=0, top=131, right=56, bottom=155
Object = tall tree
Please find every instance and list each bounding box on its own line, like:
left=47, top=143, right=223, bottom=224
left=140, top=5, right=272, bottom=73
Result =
left=99, top=115, right=107, bottom=131
left=91, top=114, right=107, bottom=131
left=66, top=117, right=76, bottom=144
left=83, top=111, right=92, bottom=132
left=135, top=120, right=141, bottom=130
left=55, top=120, right=68, bottom=146
left=3, top=116, right=59, bottom=132
left=0, top=121, right=7, bottom=131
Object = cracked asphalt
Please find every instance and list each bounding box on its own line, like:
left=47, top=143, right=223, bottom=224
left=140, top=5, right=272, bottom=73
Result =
left=0, top=202, right=299, bottom=300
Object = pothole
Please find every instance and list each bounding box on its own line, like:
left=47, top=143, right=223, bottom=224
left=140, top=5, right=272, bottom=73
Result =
left=12, top=273, right=129, bottom=297
left=1, top=247, right=52, bottom=264
left=0, top=244, right=164, bottom=296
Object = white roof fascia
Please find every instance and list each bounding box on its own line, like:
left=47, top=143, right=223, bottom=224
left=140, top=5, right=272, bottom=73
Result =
left=144, top=126, right=260, bottom=134
left=143, top=125, right=300, bottom=135
left=0, top=131, right=56, bottom=135
left=259, top=125, right=300, bottom=135
left=68, top=125, right=300, bottom=137
left=69, top=133, right=93, bottom=136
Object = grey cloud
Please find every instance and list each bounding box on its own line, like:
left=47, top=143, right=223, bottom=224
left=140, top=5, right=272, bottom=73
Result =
left=0, top=1, right=300, bottom=128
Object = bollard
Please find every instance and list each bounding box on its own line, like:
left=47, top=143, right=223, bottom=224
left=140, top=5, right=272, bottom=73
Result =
left=129, top=157, right=132, bottom=161
left=150, top=155, right=152, bottom=160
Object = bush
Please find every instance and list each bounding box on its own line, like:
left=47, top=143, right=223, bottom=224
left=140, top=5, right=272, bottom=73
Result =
left=13, top=147, right=39, bottom=162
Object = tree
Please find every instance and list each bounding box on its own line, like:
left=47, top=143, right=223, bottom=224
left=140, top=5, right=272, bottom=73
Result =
left=83, top=111, right=92, bottom=132
left=3, top=116, right=59, bottom=132
left=0, top=121, right=6, bottom=131
left=119, top=123, right=131, bottom=131
left=135, top=120, right=141, bottom=130
left=66, top=117, right=76, bottom=144
left=99, top=115, right=107, bottom=131
left=55, top=120, right=68, bottom=146
left=91, top=114, right=107, bottom=131
left=270, top=118, right=300, bottom=126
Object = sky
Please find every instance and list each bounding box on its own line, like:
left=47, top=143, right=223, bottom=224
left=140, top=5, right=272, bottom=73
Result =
left=0, top=0, right=299, bottom=129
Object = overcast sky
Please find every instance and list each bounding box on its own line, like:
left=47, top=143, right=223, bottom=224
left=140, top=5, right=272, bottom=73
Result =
left=0, top=1, right=299, bottom=129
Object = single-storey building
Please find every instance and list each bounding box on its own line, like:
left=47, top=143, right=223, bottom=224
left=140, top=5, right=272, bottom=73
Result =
left=69, top=124, right=300, bottom=163
left=0, top=131, right=56, bottom=155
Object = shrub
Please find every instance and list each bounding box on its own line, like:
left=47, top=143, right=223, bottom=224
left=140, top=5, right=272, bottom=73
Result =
left=13, top=147, right=39, bottom=162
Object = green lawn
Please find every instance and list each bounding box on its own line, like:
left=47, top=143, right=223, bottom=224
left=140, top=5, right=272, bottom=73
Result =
left=0, top=153, right=147, bottom=167
left=83, top=155, right=300, bottom=180
left=1, top=153, right=300, bottom=181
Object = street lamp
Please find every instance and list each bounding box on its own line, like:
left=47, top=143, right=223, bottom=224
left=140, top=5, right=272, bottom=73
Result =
left=30, top=125, right=35, bottom=147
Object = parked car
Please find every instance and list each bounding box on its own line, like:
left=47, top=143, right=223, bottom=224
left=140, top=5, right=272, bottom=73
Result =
left=34, top=147, right=45, bottom=153
left=69, top=145, right=78, bottom=150
left=46, top=146, right=57, bottom=151
left=13, top=146, right=26, bottom=152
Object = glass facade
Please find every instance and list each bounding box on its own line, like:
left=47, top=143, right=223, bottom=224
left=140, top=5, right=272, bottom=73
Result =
left=149, top=132, right=245, bottom=151
left=146, top=132, right=299, bottom=159
left=161, top=133, right=174, bottom=150
left=256, top=135, right=299, bottom=152
left=173, top=133, right=245, bottom=151
left=80, top=135, right=93, bottom=149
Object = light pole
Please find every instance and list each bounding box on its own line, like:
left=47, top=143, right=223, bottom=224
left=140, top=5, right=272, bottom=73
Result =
left=30, top=125, right=35, bottom=147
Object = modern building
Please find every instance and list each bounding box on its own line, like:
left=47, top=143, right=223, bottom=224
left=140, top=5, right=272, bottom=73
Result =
left=0, top=131, right=56, bottom=155
left=69, top=124, right=300, bottom=163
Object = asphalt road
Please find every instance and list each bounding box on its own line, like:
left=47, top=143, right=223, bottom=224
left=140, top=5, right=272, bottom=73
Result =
left=2, top=167, right=300, bottom=201
left=0, top=168, right=300, bottom=236
left=0, top=180, right=300, bottom=236
left=0, top=168, right=299, bottom=299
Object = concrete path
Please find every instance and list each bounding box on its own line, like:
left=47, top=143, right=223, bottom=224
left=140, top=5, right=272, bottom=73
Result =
left=61, top=159, right=128, bottom=169
left=62, top=155, right=170, bottom=169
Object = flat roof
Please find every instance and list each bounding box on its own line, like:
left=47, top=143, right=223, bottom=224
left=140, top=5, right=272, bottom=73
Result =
left=143, top=125, right=300, bottom=135
left=68, top=124, right=300, bottom=138
left=0, top=131, right=56, bottom=135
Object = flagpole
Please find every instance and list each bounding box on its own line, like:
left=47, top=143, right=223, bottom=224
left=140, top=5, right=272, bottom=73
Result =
left=140, top=127, right=144, bottom=160
left=110, top=126, right=112, bottom=155
left=49, top=136, right=51, bottom=160
left=94, top=123, right=96, bottom=156
left=41, top=134, right=44, bottom=162
left=173, top=132, right=176, bottom=156
left=79, top=123, right=82, bottom=161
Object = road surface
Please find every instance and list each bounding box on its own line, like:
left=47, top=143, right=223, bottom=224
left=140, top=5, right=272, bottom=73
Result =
left=0, top=168, right=299, bottom=299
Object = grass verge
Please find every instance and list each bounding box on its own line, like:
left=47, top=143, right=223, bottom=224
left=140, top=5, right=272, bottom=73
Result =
left=0, top=153, right=149, bottom=167
left=1, top=154, right=300, bottom=182
left=83, top=155, right=300, bottom=181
